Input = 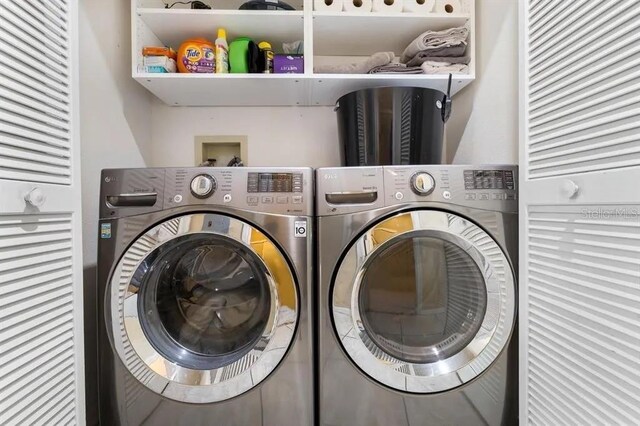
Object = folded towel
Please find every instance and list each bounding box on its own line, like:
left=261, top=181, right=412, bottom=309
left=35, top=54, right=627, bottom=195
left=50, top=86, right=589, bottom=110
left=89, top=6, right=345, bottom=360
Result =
left=410, top=44, right=467, bottom=58
left=368, top=63, right=423, bottom=74
left=401, top=25, right=469, bottom=63
left=406, top=51, right=470, bottom=67
left=421, top=62, right=469, bottom=74
left=314, top=52, right=395, bottom=74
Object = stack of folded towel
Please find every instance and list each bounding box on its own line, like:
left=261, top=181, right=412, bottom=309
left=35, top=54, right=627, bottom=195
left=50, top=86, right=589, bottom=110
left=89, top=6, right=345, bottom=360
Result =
left=314, top=52, right=395, bottom=74
left=314, top=25, right=470, bottom=75
left=369, top=24, right=470, bottom=75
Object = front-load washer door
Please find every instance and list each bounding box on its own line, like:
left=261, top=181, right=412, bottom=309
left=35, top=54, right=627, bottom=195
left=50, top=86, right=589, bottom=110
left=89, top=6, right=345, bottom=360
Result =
left=107, top=213, right=298, bottom=404
left=332, top=210, right=516, bottom=393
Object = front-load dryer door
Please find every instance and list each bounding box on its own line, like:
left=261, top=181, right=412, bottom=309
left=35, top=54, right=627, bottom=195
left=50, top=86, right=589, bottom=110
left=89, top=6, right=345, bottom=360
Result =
left=332, top=210, right=516, bottom=393
left=107, top=213, right=298, bottom=404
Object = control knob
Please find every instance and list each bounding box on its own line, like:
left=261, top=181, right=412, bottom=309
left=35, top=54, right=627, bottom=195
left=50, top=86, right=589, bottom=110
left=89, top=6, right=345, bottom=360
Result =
left=411, top=172, right=436, bottom=196
left=190, top=174, right=217, bottom=198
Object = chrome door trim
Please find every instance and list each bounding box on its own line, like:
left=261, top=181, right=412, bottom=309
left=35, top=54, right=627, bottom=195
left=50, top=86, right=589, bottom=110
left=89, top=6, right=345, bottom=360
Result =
left=332, top=210, right=516, bottom=393
left=108, top=213, right=298, bottom=404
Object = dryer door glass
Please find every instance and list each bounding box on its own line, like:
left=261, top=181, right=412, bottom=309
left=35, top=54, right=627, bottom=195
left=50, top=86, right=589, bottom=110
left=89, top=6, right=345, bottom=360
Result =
left=109, top=213, right=298, bottom=404
left=359, top=235, right=487, bottom=364
left=332, top=210, right=516, bottom=394
left=136, top=233, right=272, bottom=370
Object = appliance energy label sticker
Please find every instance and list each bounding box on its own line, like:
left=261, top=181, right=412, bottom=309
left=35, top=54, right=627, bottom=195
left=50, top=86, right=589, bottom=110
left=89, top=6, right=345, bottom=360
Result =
left=294, top=220, right=307, bottom=238
left=100, top=223, right=112, bottom=239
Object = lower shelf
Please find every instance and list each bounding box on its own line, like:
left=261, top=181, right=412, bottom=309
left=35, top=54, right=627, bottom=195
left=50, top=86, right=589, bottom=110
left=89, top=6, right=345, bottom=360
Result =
left=134, top=73, right=474, bottom=106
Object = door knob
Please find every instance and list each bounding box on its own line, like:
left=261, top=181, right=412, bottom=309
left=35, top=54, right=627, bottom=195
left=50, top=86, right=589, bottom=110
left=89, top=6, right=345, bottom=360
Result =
left=24, top=187, right=46, bottom=207
left=560, top=179, right=579, bottom=199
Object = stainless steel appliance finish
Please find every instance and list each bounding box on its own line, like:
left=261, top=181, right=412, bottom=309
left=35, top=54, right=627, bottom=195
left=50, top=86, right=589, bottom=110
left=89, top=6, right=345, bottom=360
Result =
left=97, top=167, right=313, bottom=425
left=317, top=165, right=518, bottom=426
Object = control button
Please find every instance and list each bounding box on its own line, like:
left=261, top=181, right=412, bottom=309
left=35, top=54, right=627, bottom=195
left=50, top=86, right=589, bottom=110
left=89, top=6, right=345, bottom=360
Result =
left=465, top=193, right=476, bottom=200
left=262, top=196, right=274, bottom=204
left=276, top=196, right=288, bottom=204
left=492, top=193, right=504, bottom=200
left=442, top=190, right=452, bottom=200
left=394, top=191, right=404, bottom=200
left=411, top=172, right=436, bottom=196
left=292, top=195, right=303, bottom=204
left=479, top=193, right=490, bottom=200
left=506, top=193, right=517, bottom=201
left=247, top=196, right=259, bottom=204
left=190, top=174, right=217, bottom=199
left=173, top=194, right=183, bottom=203
left=223, top=194, right=232, bottom=203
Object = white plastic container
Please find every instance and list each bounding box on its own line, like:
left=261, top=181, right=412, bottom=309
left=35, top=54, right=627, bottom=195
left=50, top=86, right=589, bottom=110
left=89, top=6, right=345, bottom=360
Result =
left=215, top=28, right=229, bottom=73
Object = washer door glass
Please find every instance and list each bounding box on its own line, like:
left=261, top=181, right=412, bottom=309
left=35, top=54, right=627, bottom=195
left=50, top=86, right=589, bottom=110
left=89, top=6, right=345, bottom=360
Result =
left=136, top=233, right=272, bottom=370
left=108, top=213, right=298, bottom=404
left=332, top=210, right=516, bottom=394
left=359, top=235, right=487, bottom=364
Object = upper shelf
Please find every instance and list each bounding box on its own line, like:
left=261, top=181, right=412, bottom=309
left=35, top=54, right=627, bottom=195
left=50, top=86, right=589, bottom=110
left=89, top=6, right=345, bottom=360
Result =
left=132, top=0, right=475, bottom=106
left=312, top=12, right=470, bottom=56
left=137, top=8, right=305, bottom=50
left=134, top=73, right=474, bottom=106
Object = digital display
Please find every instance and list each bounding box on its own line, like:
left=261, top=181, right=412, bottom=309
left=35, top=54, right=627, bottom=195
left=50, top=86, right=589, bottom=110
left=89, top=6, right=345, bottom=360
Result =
left=247, top=173, right=303, bottom=193
left=464, top=170, right=515, bottom=190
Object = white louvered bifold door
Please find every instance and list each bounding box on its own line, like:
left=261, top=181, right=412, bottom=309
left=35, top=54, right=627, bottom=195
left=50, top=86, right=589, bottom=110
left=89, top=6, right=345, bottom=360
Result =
left=519, top=0, right=640, bottom=425
left=0, top=0, right=85, bottom=425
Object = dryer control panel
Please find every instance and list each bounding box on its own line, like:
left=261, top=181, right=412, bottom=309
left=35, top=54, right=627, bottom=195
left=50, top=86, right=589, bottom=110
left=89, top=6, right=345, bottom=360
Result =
left=316, top=165, right=518, bottom=216
left=101, top=167, right=313, bottom=219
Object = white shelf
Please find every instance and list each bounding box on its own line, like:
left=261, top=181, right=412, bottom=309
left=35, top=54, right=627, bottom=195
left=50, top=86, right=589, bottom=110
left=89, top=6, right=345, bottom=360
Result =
left=134, top=73, right=473, bottom=106
left=137, top=8, right=305, bottom=50
left=134, top=73, right=309, bottom=106
left=308, top=73, right=473, bottom=105
left=312, top=12, right=470, bottom=56
left=132, top=0, right=475, bottom=106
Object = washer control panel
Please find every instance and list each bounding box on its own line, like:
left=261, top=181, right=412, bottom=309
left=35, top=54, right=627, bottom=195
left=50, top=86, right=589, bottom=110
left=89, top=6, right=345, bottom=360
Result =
left=166, top=167, right=313, bottom=215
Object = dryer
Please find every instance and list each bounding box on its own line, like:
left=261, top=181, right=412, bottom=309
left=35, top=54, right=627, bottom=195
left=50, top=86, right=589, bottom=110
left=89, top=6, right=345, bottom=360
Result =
left=316, top=165, right=518, bottom=426
left=96, top=167, right=313, bottom=425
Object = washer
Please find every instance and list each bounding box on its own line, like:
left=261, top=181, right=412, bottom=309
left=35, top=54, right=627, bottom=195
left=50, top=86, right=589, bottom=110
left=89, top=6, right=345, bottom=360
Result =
left=316, top=165, right=518, bottom=426
left=97, top=167, right=313, bottom=426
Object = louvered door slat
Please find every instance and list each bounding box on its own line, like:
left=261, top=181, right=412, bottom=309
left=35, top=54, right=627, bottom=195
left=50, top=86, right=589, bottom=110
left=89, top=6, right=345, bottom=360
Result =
left=0, top=34, right=69, bottom=79
left=0, top=0, right=83, bottom=424
left=0, top=64, right=70, bottom=104
left=0, top=88, right=70, bottom=125
left=11, top=1, right=68, bottom=41
left=521, top=0, right=640, bottom=424
left=528, top=0, right=555, bottom=25
left=0, top=63, right=70, bottom=100
left=531, top=11, right=640, bottom=85
left=1, top=5, right=69, bottom=59
left=1, top=133, right=71, bottom=159
left=47, top=0, right=69, bottom=14
left=530, top=1, right=638, bottom=74
left=0, top=110, right=70, bottom=142
left=529, top=0, right=588, bottom=43
left=526, top=0, right=640, bottom=178
left=0, top=97, right=70, bottom=133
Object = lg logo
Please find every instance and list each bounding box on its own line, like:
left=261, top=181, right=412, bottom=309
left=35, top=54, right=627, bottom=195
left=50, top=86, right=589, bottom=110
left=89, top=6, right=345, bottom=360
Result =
left=323, top=173, right=338, bottom=180
left=294, top=221, right=307, bottom=238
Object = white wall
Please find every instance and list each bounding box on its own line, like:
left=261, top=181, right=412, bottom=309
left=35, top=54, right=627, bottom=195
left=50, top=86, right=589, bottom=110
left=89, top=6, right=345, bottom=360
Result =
left=147, top=0, right=518, bottom=168
left=79, top=0, right=153, bottom=266
left=149, top=101, right=339, bottom=167
left=79, top=1, right=153, bottom=424
left=448, top=0, right=519, bottom=164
